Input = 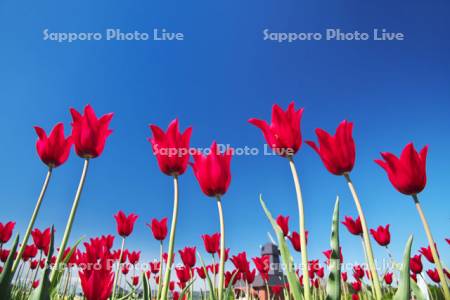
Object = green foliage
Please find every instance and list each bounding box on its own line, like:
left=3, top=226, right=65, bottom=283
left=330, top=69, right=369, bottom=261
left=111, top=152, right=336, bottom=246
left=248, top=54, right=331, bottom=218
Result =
left=30, top=226, right=55, bottom=300
left=0, top=234, right=20, bottom=299
left=393, top=235, right=413, bottom=300
left=142, top=272, right=151, bottom=300
left=326, top=197, right=341, bottom=300
left=198, top=252, right=217, bottom=300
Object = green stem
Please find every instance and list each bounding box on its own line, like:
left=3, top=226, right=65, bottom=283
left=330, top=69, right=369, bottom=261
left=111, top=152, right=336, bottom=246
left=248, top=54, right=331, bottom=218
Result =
left=51, top=159, right=90, bottom=282
left=156, top=241, right=163, bottom=300
left=12, top=168, right=52, bottom=272
left=344, top=173, right=382, bottom=300
left=288, top=157, right=311, bottom=300
left=111, top=237, right=126, bottom=300
left=216, top=196, right=226, bottom=300
left=160, top=175, right=179, bottom=300
left=412, top=194, right=450, bottom=300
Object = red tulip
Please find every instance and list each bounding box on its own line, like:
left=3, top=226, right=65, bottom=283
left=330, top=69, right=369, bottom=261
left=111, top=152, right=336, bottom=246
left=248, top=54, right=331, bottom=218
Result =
left=207, top=263, right=219, bottom=275
left=196, top=267, right=206, bottom=279
left=342, top=272, right=348, bottom=282
left=169, top=281, right=175, bottom=291
left=70, top=104, right=113, bottom=159
left=375, top=143, right=428, bottom=195
left=132, top=276, right=139, bottom=286
left=0, top=221, right=15, bottom=244
left=410, top=272, right=417, bottom=282
left=323, top=247, right=343, bottom=265
left=114, top=211, right=138, bottom=238
left=308, top=260, right=319, bottom=278
left=149, top=119, right=192, bottom=176
left=218, top=248, right=229, bottom=262
left=271, top=285, right=283, bottom=295
left=252, top=255, right=270, bottom=277
left=30, top=259, right=39, bottom=270
left=155, top=275, right=160, bottom=284
left=384, top=272, right=393, bottom=285
left=249, top=102, right=304, bottom=157
left=288, top=231, right=308, bottom=252
left=446, top=238, right=450, bottom=245
left=426, top=269, right=440, bottom=283
left=342, top=216, right=362, bottom=236
left=32, top=280, right=40, bottom=289
left=312, top=278, right=320, bottom=288
left=179, top=246, right=196, bottom=268
left=147, top=218, right=168, bottom=241
left=245, top=269, right=256, bottom=284
left=201, top=233, right=220, bottom=254
left=370, top=225, right=391, bottom=246
left=39, top=259, right=46, bottom=269
left=128, top=251, right=140, bottom=265
left=172, top=291, right=180, bottom=300
left=31, top=227, right=51, bottom=254
left=163, top=252, right=175, bottom=265
left=231, top=252, right=250, bottom=274
left=190, top=142, right=232, bottom=197
left=351, top=280, right=362, bottom=292
left=22, top=244, right=38, bottom=261
left=276, top=215, right=289, bottom=237
left=352, top=294, right=359, bottom=300
left=224, top=270, right=239, bottom=287
left=113, top=249, right=128, bottom=263
left=145, top=270, right=151, bottom=279
left=150, top=261, right=160, bottom=274
left=316, top=267, right=324, bottom=278
left=306, top=120, right=355, bottom=175
left=121, top=264, right=130, bottom=275
left=419, top=245, right=438, bottom=263
left=0, top=250, right=10, bottom=263
left=353, top=265, right=364, bottom=280
left=34, top=123, right=72, bottom=168
left=410, top=255, right=423, bottom=274
left=175, top=266, right=192, bottom=283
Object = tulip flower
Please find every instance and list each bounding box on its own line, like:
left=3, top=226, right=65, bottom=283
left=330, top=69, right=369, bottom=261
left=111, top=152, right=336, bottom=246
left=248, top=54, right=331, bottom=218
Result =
left=224, top=270, right=239, bottom=287
left=169, top=281, right=175, bottom=291
left=34, top=123, right=72, bottom=168
left=288, top=231, right=309, bottom=252
left=410, top=254, right=423, bottom=274
left=31, top=227, right=51, bottom=255
left=121, top=264, right=130, bottom=275
left=370, top=225, right=391, bottom=246
left=196, top=267, right=206, bottom=279
left=245, top=269, right=256, bottom=284
left=323, top=247, right=343, bottom=265
left=175, top=266, right=192, bottom=283
left=190, top=141, right=232, bottom=300
left=352, top=280, right=362, bottom=292
left=384, top=272, right=393, bottom=285
left=179, top=246, right=196, bottom=268
left=276, top=215, right=290, bottom=237
left=353, top=265, right=365, bottom=280
left=32, top=280, right=40, bottom=289
left=22, top=244, right=38, bottom=261
left=114, top=211, right=138, bottom=238
left=30, top=260, right=39, bottom=270
left=217, top=248, right=229, bottom=262
left=306, top=120, right=355, bottom=175
left=271, top=285, right=283, bottom=295
left=342, top=272, right=348, bottom=282
left=342, top=216, right=362, bottom=236
left=150, top=261, right=160, bottom=274
left=207, top=263, right=219, bottom=275
left=149, top=119, right=192, bottom=176
left=0, top=221, right=15, bottom=244
left=148, top=218, right=168, bottom=241
left=419, top=245, right=438, bottom=263
left=163, top=252, right=175, bottom=265
left=231, top=252, right=250, bottom=274
left=172, top=291, right=180, bottom=300
left=250, top=102, right=313, bottom=300
left=426, top=269, right=440, bottom=283
left=376, top=143, right=449, bottom=298
left=252, top=255, right=270, bottom=280
left=446, top=238, right=450, bottom=245
left=132, top=276, right=139, bottom=286
left=0, top=250, right=10, bottom=263
left=128, top=251, right=140, bottom=265
left=201, top=233, right=220, bottom=254
left=352, top=294, right=359, bottom=300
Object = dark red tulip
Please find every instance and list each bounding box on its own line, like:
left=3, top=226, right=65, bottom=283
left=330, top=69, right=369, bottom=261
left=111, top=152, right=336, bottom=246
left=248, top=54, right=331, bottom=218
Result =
left=70, top=105, right=113, bottom=159
left=150, top=261, right=160, bottom=274
left=175, top=266, right=192, bottom=283
left=218, top=248, right=229, bottom=262
left=0, top=250, right=10, bottom=263
left=127, top=251, right=140, bottom=265
left=410, top=255, right=423, bottom=274
left=288, top=231, right=308, bottom=252
left=410, top=273, right=417, bottom=282
left=201, top=233, right=220, bottom=254
left=446, top=238, right=450, bottom=245
left=426, top=269, right=440, bottom=283
left=155, top=275, right=160, bottom=284
left=308, top=260, right=319, bottom=278
left=375, top=143, right=428, bottom=195
left=353, top=265, right=365, bottom=280
left=352, top=294, right=359, bottom=300
left=342, top=272, right=348, bottom=282
left=271, top=285, right=283, bottom=295
left=207, top=263, right=219, bottom=275
left=225, top=270, right=240, bottom=287
left=39, top=259, right=46, bottom=269
left=149, top=119, right=192, bottom=176
left=352, top=280, right=362, bottom=292
left=179, top=246, right=196, bottom=268
left=419, top=245, right=438, bottom=263
left=30, top=259, right=39, bottom=270
left=31, top=227, right=51, bottom=254
left=100, top=235, right=115, bottom=250
left=252, top=255, right=270, bottom=278
left=34, top=123, right=72, bottom=168
left=121, top=264, right=130, bottom=275
left=306, top=120, right=355, bottom=175
left=342, top=216, right=362, bottom=236
left=172, top=291, right=180, bottom=300
left=196, top=267, right=206, bottom=279
left=245, top=269, right=256, bottom=284
left=312, top=278, right=320, bottom=288
left=276, top=215, right=289, bottom=237
left=32, top=280, right=40, bottom=289
left=249, top=102, right=304, bottom=157
left=0, top=221, right=15, bottom=244
left=147, top=218, right=168, bottom=241
left=316, top=267, right=324, bottom=278
left=323, top=247, right=343, bottom=265
left=384, top=272, right=393, bottom=285
left=163, top=252, right=175, bottom=265
left=114, top=211, right=138, bottom=238
left=370, top=225, right=391, bottom=246
left=132, top=276, right=139, bottom=286
left=22, top=244, right=38, bottom=261
left=169, top=281, right=175, bottom=291
left=190, top=142, right=232, bottom=197
left=146, top=270, right=151, bottom=279
left=231, top=252, right=250, bottom=274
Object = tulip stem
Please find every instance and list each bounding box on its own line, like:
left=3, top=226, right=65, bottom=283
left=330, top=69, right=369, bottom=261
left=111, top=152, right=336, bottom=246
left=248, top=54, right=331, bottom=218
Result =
left=288, top=157, right=311, bottom=300
left=112, top=237, right=126, bottom=300
left=344, top=173, right=382, bottom=300
left=50, top=158, right=90, bottom=283
left=216, top=196, right=226, bottom=300
left=12, top=167, right=53, bottom=273
left=160, top=175, right=179, bottom=300
left=157, top=241, right=163, bottom=300
left=412, top=194, right=450, bottom=300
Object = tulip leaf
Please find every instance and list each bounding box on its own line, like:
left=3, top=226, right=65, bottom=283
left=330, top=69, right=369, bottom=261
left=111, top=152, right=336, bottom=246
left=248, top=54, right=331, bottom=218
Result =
left=180, top=279, right=196, bottom=300
left=260, top=194, right=303, bottom=300
left=30, top=226, right=55, bottom=300
left=411, top=276, right=427, bottom=300
left=326, top=196, right=341, bottom=300
left=0, top=234, right=19, bottom=299
left=198, top=252, right=217, bottom=300
left=142, top=272, right=151, bottom=300
left=393, top=235, right=413, bottom=300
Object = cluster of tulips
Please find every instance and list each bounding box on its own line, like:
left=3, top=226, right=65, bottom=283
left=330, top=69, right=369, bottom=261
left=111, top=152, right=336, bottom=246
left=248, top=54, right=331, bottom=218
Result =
left=0, top=103, right=448, bottom=300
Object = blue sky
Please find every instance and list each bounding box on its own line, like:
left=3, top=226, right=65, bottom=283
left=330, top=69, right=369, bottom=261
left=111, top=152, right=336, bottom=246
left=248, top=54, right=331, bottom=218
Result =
left=0, top=0, right=449, bottom=282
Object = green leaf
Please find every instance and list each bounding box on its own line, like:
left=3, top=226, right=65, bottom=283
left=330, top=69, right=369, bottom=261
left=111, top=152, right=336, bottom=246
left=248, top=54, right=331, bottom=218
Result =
left=260, top=194, right=303, bottom=300
left=0, top=234, right=20, bottom=299
left=410, top=277, right=426, bottom=300
left=142, top=272, right=151, bottom=300
left=198, top=252, right=217, bottom=300
left=30, top=226, right=55, bottom=300
left=179, top=279, right=196, bottom=300
left=393, top=235, right=413, bottom=300
left=223, top=270, right=239, bottom=300
left=326, top=197, right=341, bottom=300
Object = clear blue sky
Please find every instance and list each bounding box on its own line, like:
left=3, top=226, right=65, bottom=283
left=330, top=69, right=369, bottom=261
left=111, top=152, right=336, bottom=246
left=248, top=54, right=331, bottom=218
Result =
left=0, top=0, right=448, bottom=280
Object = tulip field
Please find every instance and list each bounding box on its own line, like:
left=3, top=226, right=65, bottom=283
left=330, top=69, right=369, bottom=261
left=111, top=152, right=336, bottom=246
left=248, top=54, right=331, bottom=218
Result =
left=0, top=103, right=449, bottom=300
